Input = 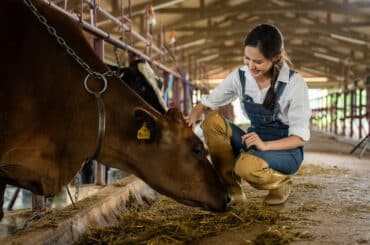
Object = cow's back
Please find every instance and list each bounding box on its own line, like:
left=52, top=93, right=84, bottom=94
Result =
left=0, top=0, right=109, bottom=192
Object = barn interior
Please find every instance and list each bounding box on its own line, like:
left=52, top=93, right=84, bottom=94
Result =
left=1, top=0, right=370, bottom=244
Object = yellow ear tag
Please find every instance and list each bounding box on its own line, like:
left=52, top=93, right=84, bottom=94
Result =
left=137, top=122, right=151, bottom=140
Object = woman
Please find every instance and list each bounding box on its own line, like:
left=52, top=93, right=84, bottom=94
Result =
left=187, top=24, right=311, bottom=205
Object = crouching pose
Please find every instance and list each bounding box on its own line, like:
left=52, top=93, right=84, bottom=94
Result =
left=187, top=24, right=311, bottom=205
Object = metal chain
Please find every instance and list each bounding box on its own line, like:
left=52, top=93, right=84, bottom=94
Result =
left=23, top=0, right=116, bottom=80
left=74, top=173, right=81, bottom=202
left=113, top=46, right=123, bottom=70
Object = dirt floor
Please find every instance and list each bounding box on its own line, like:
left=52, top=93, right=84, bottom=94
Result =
left=76, top=131, right=370, bottom=244
left=199, top=163, right=370, bottom=244
left=204, top=131, right=370, bottom=244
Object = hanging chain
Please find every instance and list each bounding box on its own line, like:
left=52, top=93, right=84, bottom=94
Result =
left=74, top=173, right=81, bottom=202
left=23, top=0, right=117, bottom=80
left=113, top=46, right=123, bottom=70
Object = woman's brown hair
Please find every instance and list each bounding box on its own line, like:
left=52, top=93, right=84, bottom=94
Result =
left=244, top=24, right=292, bottom=109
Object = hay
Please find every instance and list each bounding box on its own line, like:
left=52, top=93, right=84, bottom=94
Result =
left=254, top=228, right=312, bottom=245
left=76, top=196, right=313, bottom=244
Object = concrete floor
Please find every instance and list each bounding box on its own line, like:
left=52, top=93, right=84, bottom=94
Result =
left=304, top=130, right=370, bottom=171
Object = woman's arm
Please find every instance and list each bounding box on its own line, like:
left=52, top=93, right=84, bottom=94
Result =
left=187, top=69, right=241, bottom=128
left=242, top=132, right=304, bottom=151
left=264, top=135, right=305, bottom=150
left=187, top=103, right=208, bottom=128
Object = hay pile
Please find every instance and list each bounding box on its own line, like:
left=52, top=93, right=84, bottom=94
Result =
left=76, top=165, right=338, bottom=244
left=76, top=196, right=312, bottom=244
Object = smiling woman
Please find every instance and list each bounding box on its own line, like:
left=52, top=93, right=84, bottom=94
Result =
left=187, top=23, right=311, bottom=206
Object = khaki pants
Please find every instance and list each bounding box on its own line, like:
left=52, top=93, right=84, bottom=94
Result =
left=235, top=153, right=292, bottom=205
left=201, top=110, right=243, bottom=197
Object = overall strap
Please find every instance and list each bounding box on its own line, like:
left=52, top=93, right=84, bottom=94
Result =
left=238, top=69, right=246, bottom=96
left=275, top=69, right=296, bottom=101
left=288, top=69, right=296, bottom=79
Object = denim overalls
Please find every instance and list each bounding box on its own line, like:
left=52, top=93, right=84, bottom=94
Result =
left=229, top=69, right=303, bottom=175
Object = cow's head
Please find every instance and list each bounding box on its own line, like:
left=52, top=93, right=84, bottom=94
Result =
left=125, top=106, right=229, bottom=211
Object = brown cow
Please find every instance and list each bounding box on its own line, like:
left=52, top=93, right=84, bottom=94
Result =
left=0, top=0, right=229, bottom=221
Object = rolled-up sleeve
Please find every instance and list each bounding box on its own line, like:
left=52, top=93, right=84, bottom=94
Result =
left=287, top=77, right=312, bottom=141
left=200, top=69, right=240, bottom=109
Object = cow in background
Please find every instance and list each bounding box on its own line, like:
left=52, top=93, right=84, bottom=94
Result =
left=108, top=60, right=167, bottom=114
left=0, top=0, right=230, bottom=221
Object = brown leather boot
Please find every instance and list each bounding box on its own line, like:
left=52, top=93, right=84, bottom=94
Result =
left=235, top=153, right=292, bottom=205
left=202, top=110, right=245, bottom=203
left=264, top=179, right=292, bottom=205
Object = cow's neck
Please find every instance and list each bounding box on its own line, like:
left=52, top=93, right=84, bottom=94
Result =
left=0, top=0, right=157, bottom=195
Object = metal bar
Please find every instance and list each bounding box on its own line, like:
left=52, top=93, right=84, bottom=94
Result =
left=350, top=90, right=354, bottom=137
left=325, top=95, right=329, bottom=132
left=40, top=0, right=181, bottom=78
left=163, top=71, right=169, bottom=107
left=367, top=82, right=370, bottom=136
left=359, top=88, right=363, bottom=138
left=93, top=38, right=107, bottom=186
left=84, top=0, right=164, bottom=56
left=32, top=194, right=45, bottom=211
left=65, top=185, right=76, bottom=208
left=89, top=1, right=107, bottom=186
left=342, top=91, right=347, bottom=136
left=329, top=94, right=332, bottom=133
left=321, top=96, right=324, bottom=131
left=160, top=24, right=164, bottom=63
left=335, top=92, right=339, bottom=134
left=173, top=77, right=180, bottom=108
left=7, top=187, right=21, bottom=211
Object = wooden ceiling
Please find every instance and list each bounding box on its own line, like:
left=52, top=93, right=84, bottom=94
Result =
left=53, top=0, right=370, bottom=89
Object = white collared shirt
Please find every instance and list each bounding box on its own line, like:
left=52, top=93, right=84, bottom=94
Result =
left=200, top=62, right=311, bottom=141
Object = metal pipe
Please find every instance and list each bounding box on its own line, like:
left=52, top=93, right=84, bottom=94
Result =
left=7, top=187, right=21, bottom=211
left=40, top=0, right=180, bottom=78
left=84, top=0, right=164, bottom=56
left=359, top=88, right=363, bottom=138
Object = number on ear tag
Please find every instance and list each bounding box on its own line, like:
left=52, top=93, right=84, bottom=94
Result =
left=137, top=122, right=151, bottom=140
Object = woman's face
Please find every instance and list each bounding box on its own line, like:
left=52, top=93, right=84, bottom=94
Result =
left=243, top=46, right=273, bottom=81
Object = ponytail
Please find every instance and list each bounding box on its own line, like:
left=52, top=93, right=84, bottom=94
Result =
left=262, top=51, right=293, bottom=110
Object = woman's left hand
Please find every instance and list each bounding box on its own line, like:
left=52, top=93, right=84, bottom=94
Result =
left=241, top=132, right=268, bottom=151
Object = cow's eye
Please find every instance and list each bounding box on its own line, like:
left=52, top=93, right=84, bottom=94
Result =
left=192, top=145, right=203, bottom=157
left=140, top=85, right=146, bottom=92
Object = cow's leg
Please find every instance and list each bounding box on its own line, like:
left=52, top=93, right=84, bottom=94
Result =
left=0, top=182, right=5, bottom=221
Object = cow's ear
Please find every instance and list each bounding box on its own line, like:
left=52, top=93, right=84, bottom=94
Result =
left=134, top=108, right=161, bottom=141
left=167, top=108, right=185, bottom=124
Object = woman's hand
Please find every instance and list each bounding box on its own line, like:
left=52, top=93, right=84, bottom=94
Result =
left=241, top=132, right=268, bottom=151
left=187, top=103, right=207, bottom=128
